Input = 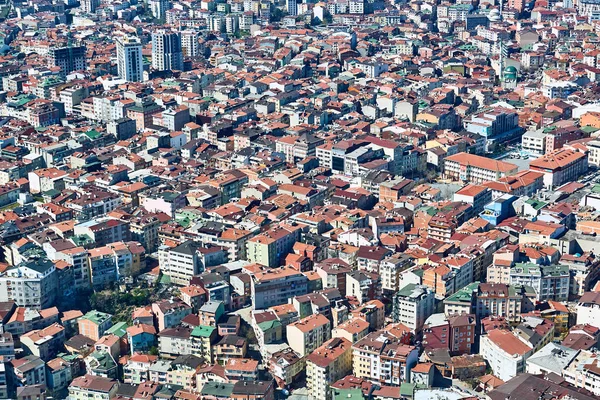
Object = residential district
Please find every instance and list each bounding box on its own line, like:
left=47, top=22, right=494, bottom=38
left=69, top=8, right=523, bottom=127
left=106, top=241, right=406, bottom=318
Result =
left=3, top=0, right=600, bottom=399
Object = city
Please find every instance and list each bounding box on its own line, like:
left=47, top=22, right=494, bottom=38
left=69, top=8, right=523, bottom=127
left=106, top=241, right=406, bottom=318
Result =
left=0, top=0, right=599, bottom=399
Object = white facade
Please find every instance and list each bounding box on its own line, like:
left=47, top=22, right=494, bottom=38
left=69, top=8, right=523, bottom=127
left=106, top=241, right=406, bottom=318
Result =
left=180, top=31, right=199, bottom=57
left=480, top=332, right=533, bottom=382
left=393, top=284, right=435, bottom=331
left=150, top=0, right=170, bottom=20
left=117, top=36, right=144, bottom=82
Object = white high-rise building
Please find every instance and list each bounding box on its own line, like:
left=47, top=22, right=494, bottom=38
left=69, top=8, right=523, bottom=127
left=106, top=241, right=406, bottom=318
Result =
left=151, top=30, right=183, bottom=71
left=150, top=0, right=170, bottom=20
left=81, top=0, right=100, bottom=13
left=180, top=30, right=199, bottom=57
left=117, top=36, right=144, bottom=82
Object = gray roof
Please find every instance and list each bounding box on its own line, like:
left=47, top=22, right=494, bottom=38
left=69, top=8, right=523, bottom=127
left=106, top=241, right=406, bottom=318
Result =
left=526, top=342, right=578, bottom=375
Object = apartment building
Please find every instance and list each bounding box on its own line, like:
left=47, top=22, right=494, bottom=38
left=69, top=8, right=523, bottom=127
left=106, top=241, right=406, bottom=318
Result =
left=68, top=375, right=118, bottom=400
left=152, top=299, right=193, bottom=332
left=422, top=314, right=476, bottom=355
left=453, top=184, right=492, bottom=215
left=20, top=323, right=65, bottom=361
left=268, top=348, right=305, bottom=388
left=379, top=255, right=414, bottom=293
left=475, top=283, right=534, bottom=320
left=275, top=134, right=325, bottom=163
left=286, top=313, right=331, bottom=356
left=444, top=152, right=518, bottom=183
left=55, top=247, right=90, bottom=290
left=392, top=284, right=435, bottom=331
left=563, top=349, right=600, bottom=396
left=529, top=148, right=588, bottom=189
left=160, top=241, right=204, bottom=286
left=246, top=224, right=302, bottom=268
left=250, top=266, right=308, bottom=309
left=352, top=331, right=419, bottom=386
left=0, top=258, right=58, bottom=309
left=11, top=355, right=47, bottom=389
left=480, top=328, right=534, bottom=381
left=73, top=218, right=131, bottom=247
left=306, top=338, right=352, bottom=400
left=577, top=291, right=600, bottom=327
left=78, top=311, right=113, bottom=341
left=509, top=263, right=569, bottom=301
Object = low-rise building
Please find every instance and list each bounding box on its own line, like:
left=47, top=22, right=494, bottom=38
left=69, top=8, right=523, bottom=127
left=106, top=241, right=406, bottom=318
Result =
left=480, top=329, right=534, bottom=381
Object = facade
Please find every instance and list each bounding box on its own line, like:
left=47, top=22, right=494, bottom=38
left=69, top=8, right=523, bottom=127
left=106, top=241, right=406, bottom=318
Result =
left=68, top=375, right=118, bottom=400
left=306, top=337, right=352, bottom=400
left=352, top=331, right=419, bottom=386
left=577, top=291, right=600, bottom=326
left=444, top=153, right=518, bottom=183
left=180, top=30, right=199, bottom=57
left=475, top=283, right=530, bottom=320
left=116, top=36, right=144, bottom=82
left=529, top=149, right=588, bottom=189
left=78, top=311, right=113, bottom=342
left=480, top=329, right=534, bottom=381
left=392, top=284, right=435, bottom=331
left=251, top=266, right=308, bottom=309
left=151, top=30, right=183, bottom=71
left=268, top=348, right=305, bottom=388
left=48, top=45, right=86, bottom=75
left=161, top=241, right=205, bottom=286
left=0, top=258, right=58, bottom=309
left=509, top=263, right=569, bottom=301
left=246, top=225, right=302, bottom=268
left=286, top=313, right=331, bottom=356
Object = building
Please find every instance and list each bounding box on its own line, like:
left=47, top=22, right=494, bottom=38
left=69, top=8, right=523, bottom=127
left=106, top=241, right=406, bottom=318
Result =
left=68, top=375, right=118, bottom=400
left=475, top=283, right=533, bottom=320
left=116, top=36, right=143, bottom=82
left=48, top=45, right=86, bottom=75
left=529, top=149, right=588, bottom=189
left=454, top=184, right=492, bottom=215
left=352, top=331, right=419, bottom=386
left=286, top=313, right=331, bottom=356
left=247, top=225, right=302, bottom=268
left=160, top=241, right=205, bottom=286
left=78, top=311, right=113, bottom=341
left=346, top=270, right=382, bottom=305
left=444, top=153, right=518, bottom=183
left=150, top=0, right=170, bottom=20
left=230, top=380, right=275, bottom=400
left=306, top=338, right=352, bottom=400
left=81, top=0, right=100, bottom=13
left=152, top=299, right=193, bottom=332
left=151, top=30, right=183, bottom=72
left=268, top=347, right=305, bottom=388
left=180, top=30, right=199, bottom=57
left=422, top=314, right=476, bottom=355
left=0, top=258, right=58, bottom=309
left=480, top=329, right=534, bottom=381
left=251, top=266, right=308, bottom=309
left=577, top=291, right=600, bottom=327
left=509, top=263, right=570, bottom=301
left=526, top=342, right=578, bottom=376
left=392, top=284, right=435, bottom=331
left=20, top=323, right=65, bottom=361
left=563, top=349, right=600, bottom=396
left=11, top=355, right=46, bottom=389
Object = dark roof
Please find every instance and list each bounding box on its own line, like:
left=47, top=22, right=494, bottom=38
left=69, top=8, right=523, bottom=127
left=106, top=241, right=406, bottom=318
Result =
left=232, top=380, right=274, bottom=395
left=488, top=374, right=596, bottom=400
